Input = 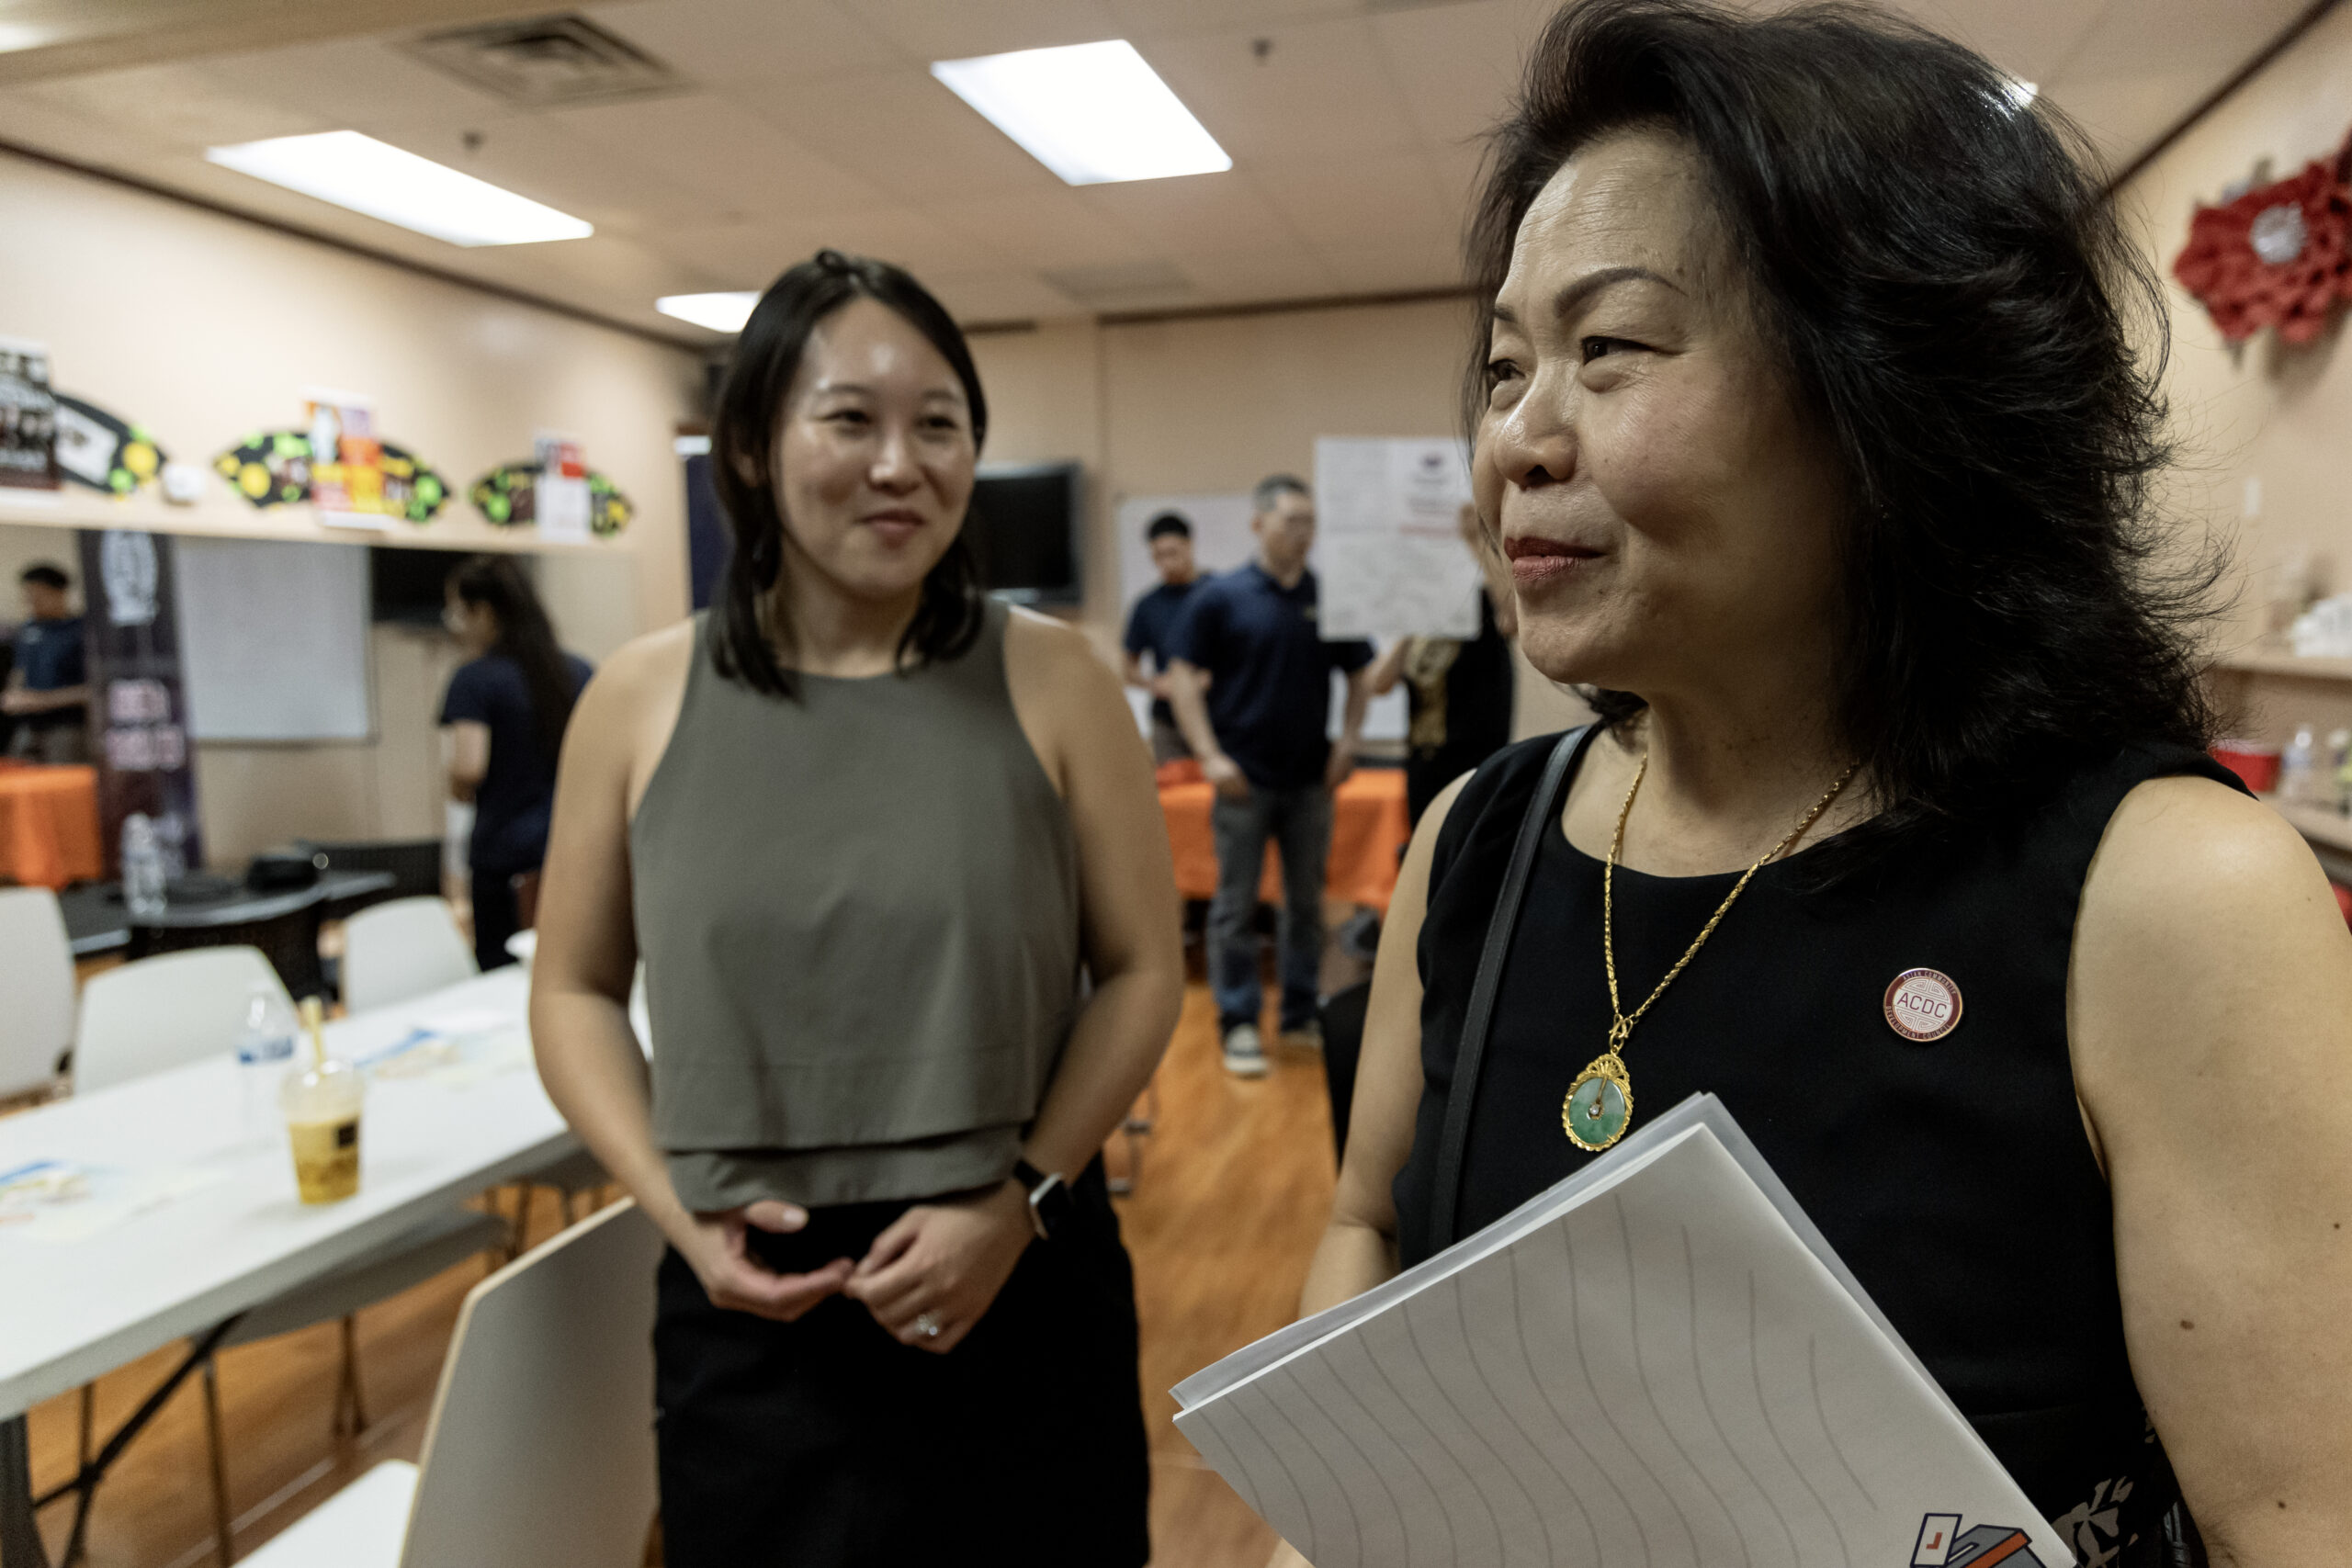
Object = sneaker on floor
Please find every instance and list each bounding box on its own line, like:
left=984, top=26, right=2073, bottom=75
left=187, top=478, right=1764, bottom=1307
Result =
left=1278, top=1019, right=1324, bottom=1053
left=1222, top=1023, right=1270, bottom=1077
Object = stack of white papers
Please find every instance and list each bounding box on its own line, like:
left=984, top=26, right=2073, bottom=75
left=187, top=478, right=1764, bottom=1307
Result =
left=1174, top=1095, right=2072, bottom=1568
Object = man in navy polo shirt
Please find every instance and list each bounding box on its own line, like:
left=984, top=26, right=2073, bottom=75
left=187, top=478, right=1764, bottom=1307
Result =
left=1121, top=510, right=1201, bottom=762
left=1168, top=475, right=1374, bottom=1077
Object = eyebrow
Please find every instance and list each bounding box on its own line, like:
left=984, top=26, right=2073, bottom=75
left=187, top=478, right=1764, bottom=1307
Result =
left=1490, top=265, right=1683, bottom=327
left=809, top=380, right=966, bottom=403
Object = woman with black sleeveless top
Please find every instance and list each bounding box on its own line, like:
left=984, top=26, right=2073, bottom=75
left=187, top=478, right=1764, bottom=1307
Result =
left=1292, top=4, right=2352, bottom=1564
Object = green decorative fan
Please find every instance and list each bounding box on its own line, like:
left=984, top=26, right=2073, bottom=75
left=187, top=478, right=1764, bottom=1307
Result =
left=469, top=462, right=635, bottom=536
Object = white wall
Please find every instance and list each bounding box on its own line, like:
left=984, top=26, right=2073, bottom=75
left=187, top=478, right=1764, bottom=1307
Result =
left=0, top=149, right=705, bottom=862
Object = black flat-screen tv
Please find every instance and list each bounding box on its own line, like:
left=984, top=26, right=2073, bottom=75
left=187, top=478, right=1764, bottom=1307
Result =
left=967, top=461, right=1080, bottom=605
left=369, top=546, right=485, bottom=626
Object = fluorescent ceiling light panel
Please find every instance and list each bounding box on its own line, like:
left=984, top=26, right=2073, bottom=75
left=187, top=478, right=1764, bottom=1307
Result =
left=930, top=39, right=1229, bottom=186
left=656, top=292, right=761, bottom=333
left=204, top=130, right=593, bottom=247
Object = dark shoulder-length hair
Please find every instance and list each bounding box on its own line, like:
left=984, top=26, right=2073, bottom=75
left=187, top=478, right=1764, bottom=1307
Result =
left=447, top=554, right=579, bottom=762
left=1469, top=0, right=2218, bottom=844
left=708, top=249, right=989, bottom=697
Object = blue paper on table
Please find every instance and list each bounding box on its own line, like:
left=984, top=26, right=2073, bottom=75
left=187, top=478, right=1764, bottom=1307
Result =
left=1171, top=1095, right=2072, bottom=1568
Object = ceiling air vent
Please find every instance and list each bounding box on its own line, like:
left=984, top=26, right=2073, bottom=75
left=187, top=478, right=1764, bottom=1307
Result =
left=403, top=14, right=686, bottom=109
left=1041, top=261, right=1194, bottom=309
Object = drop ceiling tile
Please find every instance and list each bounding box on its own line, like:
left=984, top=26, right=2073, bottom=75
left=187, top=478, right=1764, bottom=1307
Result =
left=927, top=190, right=1158, bottom=267
left=1879, top=0, right=2109, bottom=85
left=1104, top=0, right=1360, bottom=38
left=1253, top=152, right=1453, bottom=252
left=1427, top=138, right=1492, bottom=225
left=639, top=219, right=839, bottom=287
left=808, top=208, right=1008, bottom=275
left=584, top=0, right=903, bottom=84
left=539, top=92, right=893, bottom=218
left=361, top=115, right=716, bottom=233
left=923, top=269, right=1087, bottom=322
left=0, top=87, right=164, bottom=173
left=843, top=0, right=1125, bottom=61
left=2041, top=0, right=2306, bottom=83
left=195, top=36, right=518, bottom=129
left=1319, top=238, right=1465, bottom=295
left=1170, top=246, right=1341, bottom=303
left=1369, top=0, right=1538, bottom=150
left=1143, top=18, right=1421, bottom=162
left=2041, top=0, right=2311, bottom=168
left=1079, top=169, right=1305, bottom=255
left=19, top=61, right=330, bottom=152
left=748, top=67, right=1065, bottom=201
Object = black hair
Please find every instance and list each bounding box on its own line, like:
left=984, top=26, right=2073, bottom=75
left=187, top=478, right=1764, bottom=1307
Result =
left=708, top=249, right=988, bottom=698
left=1253, top=475, right=1310, bottom=513
left=1146, top=512, right=1193, bottom=542
left=19, top=563, right=68, bottom=591
left=1470, top=0, right=2216, bottom=848
left=447, top=556, right=580, bottom=763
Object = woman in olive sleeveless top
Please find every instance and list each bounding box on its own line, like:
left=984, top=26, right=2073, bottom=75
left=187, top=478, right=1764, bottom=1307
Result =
left=530, top=253, right=1182, bottom=1567
left=1286, top=6, right=2352, bottom=1565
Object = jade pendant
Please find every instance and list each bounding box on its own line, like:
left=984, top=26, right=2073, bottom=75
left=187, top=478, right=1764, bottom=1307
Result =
left=1563, top=1055, right=1634, bottom=1151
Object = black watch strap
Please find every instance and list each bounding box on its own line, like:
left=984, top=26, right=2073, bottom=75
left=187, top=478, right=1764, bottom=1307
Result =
left=1012, top=1158, right=1073, bottom=1240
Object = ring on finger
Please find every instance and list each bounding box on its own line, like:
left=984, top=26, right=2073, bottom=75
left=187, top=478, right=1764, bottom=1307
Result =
left=912, top=1311, right=944, bottom=1340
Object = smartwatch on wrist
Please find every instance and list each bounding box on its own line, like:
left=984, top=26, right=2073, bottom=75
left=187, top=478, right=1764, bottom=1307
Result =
left=1012, top=1158, right=1073, bottom=1241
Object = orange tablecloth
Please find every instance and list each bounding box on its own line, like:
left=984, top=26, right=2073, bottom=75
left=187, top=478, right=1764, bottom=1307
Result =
left=1159, top=765, right=1410, bottom=912
left=0, top=761, right=103, bottom=889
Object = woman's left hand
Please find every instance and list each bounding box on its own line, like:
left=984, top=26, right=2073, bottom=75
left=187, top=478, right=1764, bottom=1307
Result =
left=842, top=1179, right=1035, bottom=1354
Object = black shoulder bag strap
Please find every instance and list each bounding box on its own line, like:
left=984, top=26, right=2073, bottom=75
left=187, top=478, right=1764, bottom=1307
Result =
left=1423, top=723, right=1593, bottom=1259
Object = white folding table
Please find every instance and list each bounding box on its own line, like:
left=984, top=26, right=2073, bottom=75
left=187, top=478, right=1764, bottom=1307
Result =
left=0, top=966, right=583, bottom=1568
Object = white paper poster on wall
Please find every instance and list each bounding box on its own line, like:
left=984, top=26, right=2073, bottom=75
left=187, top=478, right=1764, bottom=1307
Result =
left=1315, top=436, right=1481, bottom=639
left=176, top=537, right=371, bottom=741
left=1113, top=491, right=1256, bottom=611
left=1113, top=489, right=1406, bottom=743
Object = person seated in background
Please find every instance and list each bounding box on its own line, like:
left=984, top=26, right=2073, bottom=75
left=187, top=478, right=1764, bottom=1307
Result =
left=4, top=561, right=88, bottom=763
left=1122, top=510, right=1202, bottom=762
left=1367, top=502, right=1519, bottom=828
left=439, top=555, right=592, bottom=970
left=1166, top=475, right=1374, bottom=1077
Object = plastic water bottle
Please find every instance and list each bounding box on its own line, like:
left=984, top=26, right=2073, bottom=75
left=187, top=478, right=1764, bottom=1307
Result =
left=235, top=985, right=300, bottom=1145
left=121, top=813, right=167, bottom=919
left=2280, top=725, right=2323, bottom=806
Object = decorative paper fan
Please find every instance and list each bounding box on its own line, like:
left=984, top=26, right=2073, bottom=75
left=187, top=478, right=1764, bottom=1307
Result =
left=213, top=431, right=449, bottom=523
left=2175, top=139, right=2352, bottom=344
left=53, top=395, right=165, bottom=494
left=468, top=462, right=635, bottom=536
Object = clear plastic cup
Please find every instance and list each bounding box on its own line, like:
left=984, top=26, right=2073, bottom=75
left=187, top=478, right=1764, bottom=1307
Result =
left=281, top=1000, right=364, bottom=1204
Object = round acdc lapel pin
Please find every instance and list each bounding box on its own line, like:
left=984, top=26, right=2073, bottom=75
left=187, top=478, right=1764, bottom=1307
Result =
left=1883, top=967, right=1962, bottom=1042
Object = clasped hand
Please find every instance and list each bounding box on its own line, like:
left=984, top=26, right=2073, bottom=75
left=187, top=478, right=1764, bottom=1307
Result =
left=680, top=1180, right=1035, bottom=1354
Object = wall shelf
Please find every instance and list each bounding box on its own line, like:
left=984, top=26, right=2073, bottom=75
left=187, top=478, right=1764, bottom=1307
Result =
left=0, top=487, right=630, bottom=556
left=2209, top=650, right=2352, bottom=681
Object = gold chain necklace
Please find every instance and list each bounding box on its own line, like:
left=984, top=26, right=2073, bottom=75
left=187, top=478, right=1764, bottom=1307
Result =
left=1563, top=752, right=1860, bottom=1151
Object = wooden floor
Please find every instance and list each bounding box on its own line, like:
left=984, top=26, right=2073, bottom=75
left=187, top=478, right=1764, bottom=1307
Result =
left=17, top=977, right=1343, bottom=1566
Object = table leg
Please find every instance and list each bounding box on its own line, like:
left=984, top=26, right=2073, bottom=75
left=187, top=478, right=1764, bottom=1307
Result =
left=0, top=1415, right=52, bottom=1568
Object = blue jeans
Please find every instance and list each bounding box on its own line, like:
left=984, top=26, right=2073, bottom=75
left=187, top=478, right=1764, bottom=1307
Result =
left=1208, top=784, right=1332, bottom=1034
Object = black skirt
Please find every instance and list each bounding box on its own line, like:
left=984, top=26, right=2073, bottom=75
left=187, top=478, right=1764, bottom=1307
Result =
left=653, top=1163, right=1150, bottom=1567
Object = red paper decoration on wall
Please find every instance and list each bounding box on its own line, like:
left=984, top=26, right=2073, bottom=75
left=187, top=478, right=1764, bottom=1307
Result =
left=2174, top=137, right=2352, bottom=345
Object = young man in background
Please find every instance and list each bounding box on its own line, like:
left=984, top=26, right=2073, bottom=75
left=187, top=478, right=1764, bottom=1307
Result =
left=1122, top=511, right=1202, bottom=763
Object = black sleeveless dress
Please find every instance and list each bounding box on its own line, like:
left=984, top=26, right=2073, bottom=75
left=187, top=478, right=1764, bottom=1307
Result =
left=1393, top=728, right=2244, bottom=1567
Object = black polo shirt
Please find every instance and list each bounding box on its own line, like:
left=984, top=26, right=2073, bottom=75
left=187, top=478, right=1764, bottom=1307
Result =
left=1166, top=562, right=1373, bottom=790
left=1122, top=580, right=1197, bottom=728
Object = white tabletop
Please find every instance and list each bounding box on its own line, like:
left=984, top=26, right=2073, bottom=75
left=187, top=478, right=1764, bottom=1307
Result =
left=0, top=966, right=581, bottom=1417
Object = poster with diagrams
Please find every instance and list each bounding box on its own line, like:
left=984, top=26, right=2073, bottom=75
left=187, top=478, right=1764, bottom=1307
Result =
left=1315, top=436, right=1482, bottom=640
